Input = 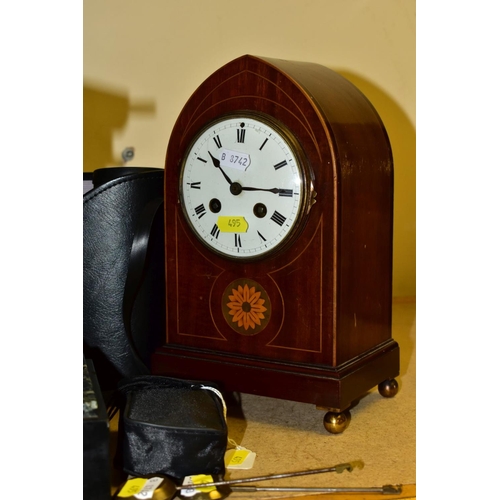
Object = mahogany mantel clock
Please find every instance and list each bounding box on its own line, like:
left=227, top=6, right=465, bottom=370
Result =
left=152, top=55, right=399, bottom=433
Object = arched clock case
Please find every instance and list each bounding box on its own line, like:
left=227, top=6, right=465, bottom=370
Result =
left=151, top=55, right=400, bottom=433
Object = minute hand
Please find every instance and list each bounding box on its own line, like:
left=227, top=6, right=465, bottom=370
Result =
left=241, top=186, right=292, bottom=195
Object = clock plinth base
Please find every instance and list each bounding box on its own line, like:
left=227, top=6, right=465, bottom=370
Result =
left=151, top=340, right=399, bottom=425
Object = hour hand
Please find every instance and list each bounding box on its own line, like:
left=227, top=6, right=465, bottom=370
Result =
left=208, top=151, right=232, bottom=185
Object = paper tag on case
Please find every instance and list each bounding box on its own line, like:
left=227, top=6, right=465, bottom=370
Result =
left=225, top=449, right=257, bottom=470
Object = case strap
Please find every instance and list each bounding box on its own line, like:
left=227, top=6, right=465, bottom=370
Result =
left=122, top=196, right=164, bottom=375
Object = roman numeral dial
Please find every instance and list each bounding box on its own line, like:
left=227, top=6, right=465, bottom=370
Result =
left=179, top=114, right=311, bottom=260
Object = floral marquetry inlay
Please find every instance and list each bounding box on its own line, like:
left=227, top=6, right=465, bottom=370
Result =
left=222, top=279, right=271, bottom=335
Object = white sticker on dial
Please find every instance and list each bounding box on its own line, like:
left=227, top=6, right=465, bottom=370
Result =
left=220, top=149, right=251, bottom=171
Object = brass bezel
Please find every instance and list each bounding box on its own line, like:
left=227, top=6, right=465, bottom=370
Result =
left=178, top=111, right=314, bottom=262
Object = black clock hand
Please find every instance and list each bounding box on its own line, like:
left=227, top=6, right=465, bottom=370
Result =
left=241, top=186, right=292, bottom=196
left=208, top=151, right=233, bottom=185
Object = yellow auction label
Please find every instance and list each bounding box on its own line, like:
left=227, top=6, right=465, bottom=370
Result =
left=187, top=474, right=216, bottom=493
left=226, top=449, right=250, bottom=466
left=117, top=477, right=148, bottom=497
left=217, top=216, right=248, bottom=233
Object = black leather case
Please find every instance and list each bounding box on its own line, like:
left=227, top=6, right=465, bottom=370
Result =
left=83, top=167, right=165, bottom=391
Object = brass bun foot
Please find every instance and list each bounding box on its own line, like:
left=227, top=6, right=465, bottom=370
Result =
left=323, top=410, right=351, bottom=434
left=378, top=378, right=399, bottom=398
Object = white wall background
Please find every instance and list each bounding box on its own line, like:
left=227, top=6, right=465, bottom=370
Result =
left=83, top=0, right=416, bottom=297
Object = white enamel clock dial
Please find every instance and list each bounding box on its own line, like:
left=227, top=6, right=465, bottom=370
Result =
left=179, top=113, right=308, bottom=260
